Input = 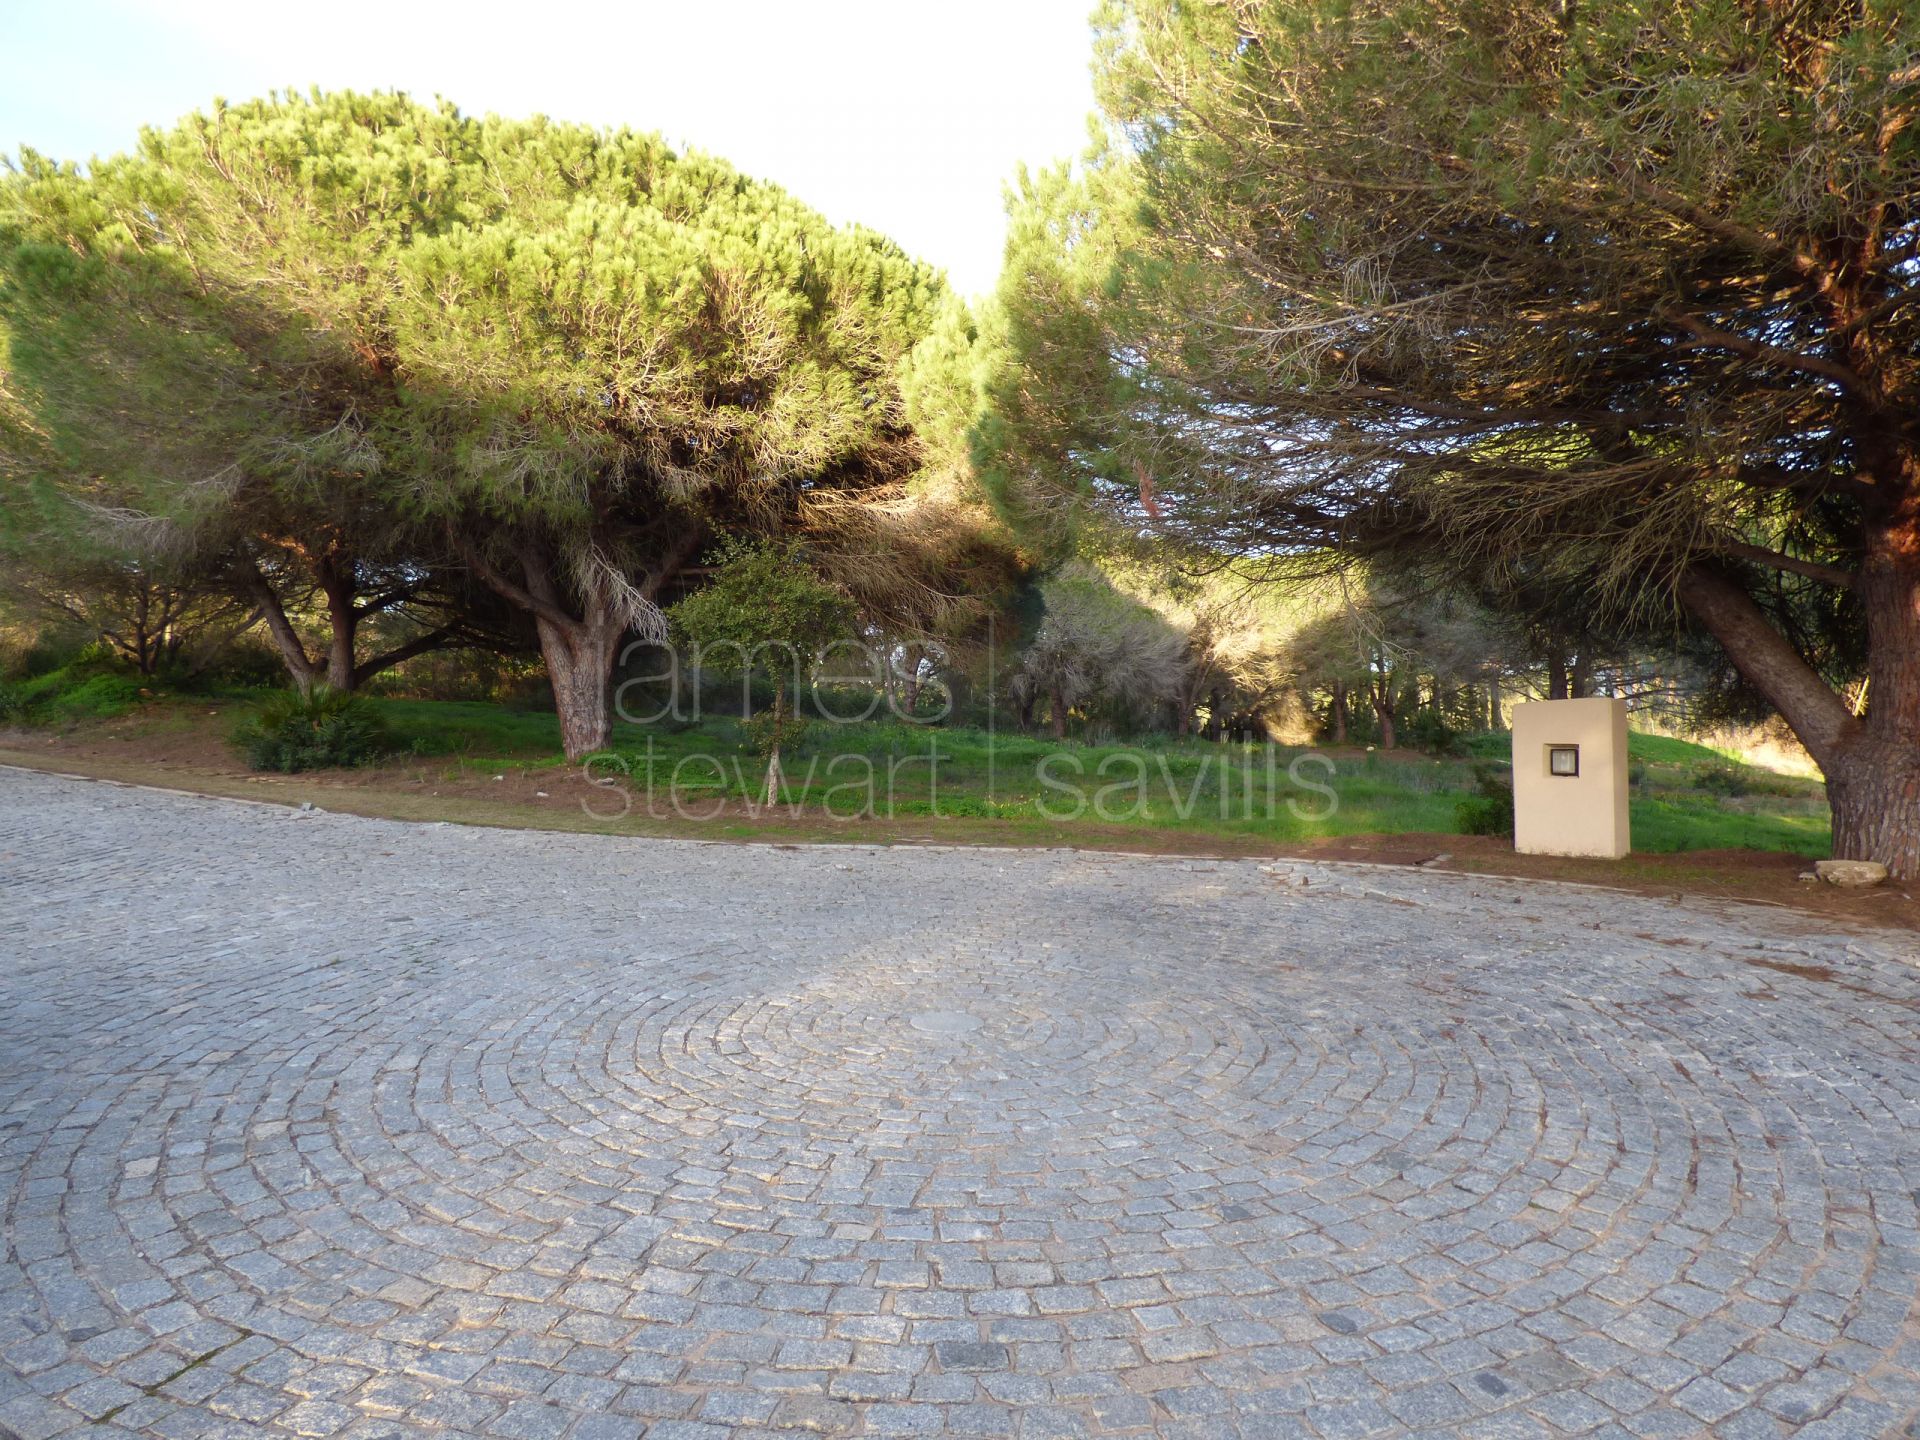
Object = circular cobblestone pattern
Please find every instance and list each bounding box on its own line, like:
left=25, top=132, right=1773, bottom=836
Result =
left=3, top=768, right=1920, bottom=1439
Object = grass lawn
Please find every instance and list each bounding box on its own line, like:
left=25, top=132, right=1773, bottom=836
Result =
left=361, top=696, right=1831, bottom=859
left=0, top=672, right=1834, bottom=861
left=13, top=683, right=1905, bottom=926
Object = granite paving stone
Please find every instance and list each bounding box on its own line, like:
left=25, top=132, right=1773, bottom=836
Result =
left=1, top=767, right=1918, bottom=1436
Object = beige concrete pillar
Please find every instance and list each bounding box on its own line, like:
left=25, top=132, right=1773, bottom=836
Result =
left=1510, top=697, right=1630, bottom=859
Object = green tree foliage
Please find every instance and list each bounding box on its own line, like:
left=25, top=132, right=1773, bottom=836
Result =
left=389, top=117, right=962, bottom=755
left=668, top=541, right=857, bottom=802
left=0, top=100, right=491, bottom=694
left=993, top=1, right=1920, bottom=873
left=1286, top=577, right=1520, bottom=750
left=1009, top=562, right=1187, bottom=738
left=2, top=93, right=1014, bottom=755
left=972, top=158, right=1160, bottom=551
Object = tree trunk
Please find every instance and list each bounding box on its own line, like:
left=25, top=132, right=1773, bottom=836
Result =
left=318, top=554, right=359, bottom=693
left=901, top=645, right=922, bottom=717
left=248, top=567, right=320, bottom=695
left=1680, top=517, right=1920, bottom=877
left=1331, top=680, right=1348, bottom=743
left=1570, top=654, right=1591, bottom=699
left=1548, top=652, right=1568, bottom=701
left=461, top=535, right=666, bottom=763
left=1049, top=683, right=1068, bottom=740
left=1487, top=674, right=1501, bottom=730
left=1827, top=740, right=1920, bottom=878
left=129, top=590, right=157, bottom=676
left=536, top=605, right=620, bottom=761
left=1828, top=512, right=1920, bottom=875
left=1372, top=682, right=1396, bottom=750
left=764, top=681, right=786, bottom=807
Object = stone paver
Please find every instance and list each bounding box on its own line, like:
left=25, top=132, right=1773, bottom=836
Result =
left=2, top=765, right=1918, bottom=1439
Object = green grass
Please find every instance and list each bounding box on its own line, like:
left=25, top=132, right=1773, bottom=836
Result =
left=347, top=699, right=1830, bottom=857
left=374, top=697, right=568, bottom=757
left=1625, top=731, right=1744, bottom=765
left=1628, top=797, right=1830, bottom=858
left=4, top=668, right=1831, bottom=858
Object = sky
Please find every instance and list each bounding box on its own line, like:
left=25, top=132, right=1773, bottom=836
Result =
left=0, top=0, right=1101, bottom=299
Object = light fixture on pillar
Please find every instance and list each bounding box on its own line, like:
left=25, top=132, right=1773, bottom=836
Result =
left=1511, top=699, right=1630, bottom=859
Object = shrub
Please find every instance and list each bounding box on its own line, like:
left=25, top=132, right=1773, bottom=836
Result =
left=1404, top=708, right=1459, bottom=755
left=1695, top=762, right=1750, bottom=798
left=1455, top=762, right=1514, bottom=837
left=47, top=672, right=146, bottom=720
left=0, top=659, right=147, bottom=723
left=17, top=633, right=95, bottom=679
left=198, top=640, right=288, bottom=690
left=742, top=706, right=810, bottom=764
left=234, top=687, right=389, bottom=772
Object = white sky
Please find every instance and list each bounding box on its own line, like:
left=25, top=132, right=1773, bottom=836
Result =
left=0, top=0, right=1100, bottom=299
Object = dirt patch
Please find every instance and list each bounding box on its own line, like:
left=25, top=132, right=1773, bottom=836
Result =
left=1286, top=833, right=1918, bottom=930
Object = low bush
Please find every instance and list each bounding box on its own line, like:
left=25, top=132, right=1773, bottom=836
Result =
left=1404, top=709, right=1460, bottom=755
left=0, top=657, right=148, bottom=722
left=1694, top=762, right=1751, bottom=798
left=46, top=672, right=147, bottom=720
left=1455, top=762, right=1514, bottom=837
left=235, top=687, right=389, bottom=772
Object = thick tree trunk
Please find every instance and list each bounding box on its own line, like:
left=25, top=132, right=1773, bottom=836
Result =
left=318, top=561, right=360, bottom=692
left=1049, top=683, right=1068, bottom=740
left=464, top=529, right=699, bottom=763
left=1331, top=680, right=1348, bottom=744
left=1827, top=740, right=1920, bottom=878
left=461, top=535, right=658, bottom=763
left=1681, top=515, right=1920, bottom=877
left=1569, top=654, right=1590, bottom=699
left=538, top=611, right=618, bottom=761
left=1548, top=653, right=1568, bottom=701
left=1828, top=512, right=1920, bottom=876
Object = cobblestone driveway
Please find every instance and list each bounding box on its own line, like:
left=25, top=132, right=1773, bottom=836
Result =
left=3, top=767, right=1919, bottom=1439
